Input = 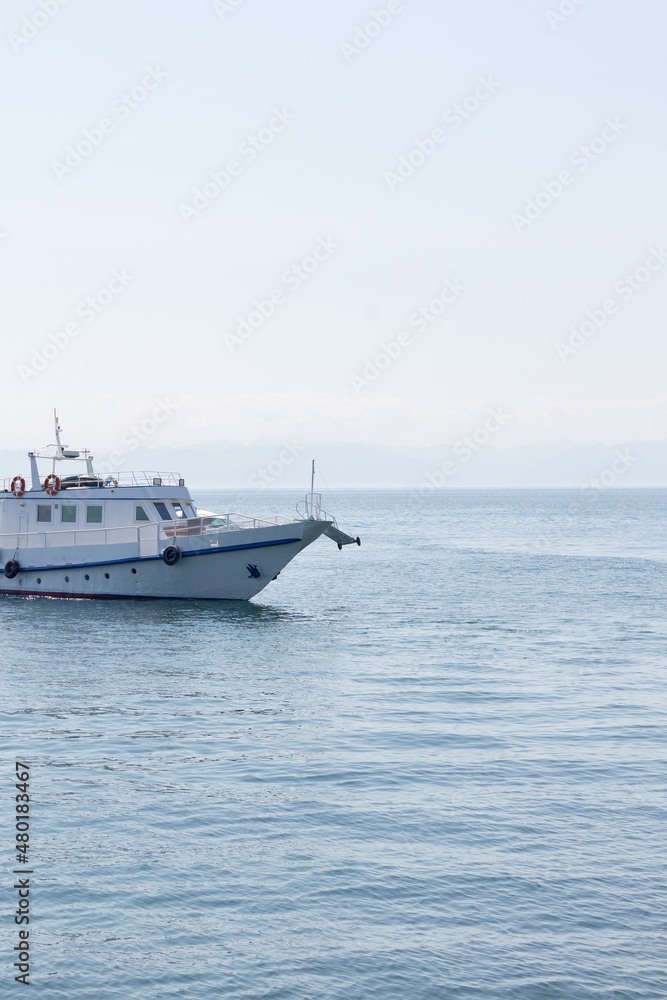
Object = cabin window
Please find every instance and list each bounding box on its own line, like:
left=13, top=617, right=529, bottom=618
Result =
left=37, top=505, right=52, bottom=523
left=61, top=505, right=77, bottom=523
left=86, top=505, right=103, bottom=524
left=153, top=502, right=171, bottom=520
left=135, top=506, right=150, bottom=522
left=172, top=502, right=186, bottom=519
left=183, top=503, right=196, bottom=517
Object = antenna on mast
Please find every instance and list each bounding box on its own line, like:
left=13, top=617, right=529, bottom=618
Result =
left=305, top=460, right=319, bottom=519
left=53, top=409, right=64, bottom=458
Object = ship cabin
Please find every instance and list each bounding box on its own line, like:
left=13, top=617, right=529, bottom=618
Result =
left=0, top=414, right=206, bottom=550
left=0, top=469, right=196, bottom=533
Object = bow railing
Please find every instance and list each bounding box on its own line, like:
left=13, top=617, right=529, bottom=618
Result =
left=0, top=512, right=300, bottom=561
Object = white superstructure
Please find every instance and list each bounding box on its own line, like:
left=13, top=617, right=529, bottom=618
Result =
left=0, top=415, right=359, bottom=601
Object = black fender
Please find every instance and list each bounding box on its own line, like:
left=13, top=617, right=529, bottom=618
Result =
left=4, top=560, right=20, bottom=579
left=162, top=545, right=181, bottom=566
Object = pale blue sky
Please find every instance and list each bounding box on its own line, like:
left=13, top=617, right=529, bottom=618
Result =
left=2, top=0, right=666, bottom=455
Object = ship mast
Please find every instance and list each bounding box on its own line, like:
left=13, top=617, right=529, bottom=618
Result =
left=53, top=409, right=65, bottom=459
left=26, top=411, right=95, bottom=489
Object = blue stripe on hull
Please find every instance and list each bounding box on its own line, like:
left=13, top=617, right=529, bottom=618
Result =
left=6, top=536, right=302, bottom=575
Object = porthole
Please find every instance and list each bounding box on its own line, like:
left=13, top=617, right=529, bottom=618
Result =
left=132, top=568, right=137, bottom=574
left=85, top=574, right=89, bottom=581
left=65, top=576, right=69, bottom=583
left=36, top=578, right=41, bottom=584
left=104, top=573, right=110, bottom=579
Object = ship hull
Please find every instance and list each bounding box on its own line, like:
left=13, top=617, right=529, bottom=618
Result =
left=0, top=519, right=330, bottom=601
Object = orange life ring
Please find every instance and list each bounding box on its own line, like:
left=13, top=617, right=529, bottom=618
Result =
left=11, top=476, right=26, bottom=498
left=44, top=474, right=61, bottom=496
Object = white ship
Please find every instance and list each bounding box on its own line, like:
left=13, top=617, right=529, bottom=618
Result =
left=0, top=414, right=360, bottom=601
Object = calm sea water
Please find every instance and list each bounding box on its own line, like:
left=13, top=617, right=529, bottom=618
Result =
left=2, top=489, right=666, bottom=999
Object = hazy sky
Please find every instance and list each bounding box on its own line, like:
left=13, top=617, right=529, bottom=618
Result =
left=2, top=0, right=666, bottom=457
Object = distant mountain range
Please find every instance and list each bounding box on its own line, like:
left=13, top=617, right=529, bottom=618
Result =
left=2, top=440, right=665, bottom=489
